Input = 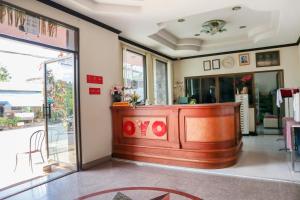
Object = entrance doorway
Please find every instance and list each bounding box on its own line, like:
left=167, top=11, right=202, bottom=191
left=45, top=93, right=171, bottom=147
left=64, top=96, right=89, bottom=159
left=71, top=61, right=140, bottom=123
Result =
left=0, top=36, right=78, bottom=198
left=254, top=71, right=284, bottom=135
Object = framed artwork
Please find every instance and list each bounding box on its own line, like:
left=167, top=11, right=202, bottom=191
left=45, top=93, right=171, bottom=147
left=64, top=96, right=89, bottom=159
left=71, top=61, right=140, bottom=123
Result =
left=212, top=59, right=220, bottom=70
left=203, top=60, right=211, bottom=71
left=256, top=51, right=280, bottom=67
left=239, top=53, right=250, bottom=66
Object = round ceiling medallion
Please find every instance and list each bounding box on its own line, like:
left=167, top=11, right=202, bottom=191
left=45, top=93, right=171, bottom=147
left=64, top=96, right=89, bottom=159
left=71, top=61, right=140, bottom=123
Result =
left=221, top=56, right=235, bottom=68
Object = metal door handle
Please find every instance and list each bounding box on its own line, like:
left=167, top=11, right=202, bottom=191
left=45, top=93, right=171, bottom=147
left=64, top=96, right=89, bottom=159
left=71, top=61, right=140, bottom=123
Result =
left=48, top=104, right=52, bottom=119
left=42, top=104, right=46, bottom=118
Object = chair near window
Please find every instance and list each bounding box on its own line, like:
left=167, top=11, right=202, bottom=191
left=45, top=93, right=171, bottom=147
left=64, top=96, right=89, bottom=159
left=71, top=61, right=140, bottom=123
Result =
left=14, top=130, right=45, bottom=172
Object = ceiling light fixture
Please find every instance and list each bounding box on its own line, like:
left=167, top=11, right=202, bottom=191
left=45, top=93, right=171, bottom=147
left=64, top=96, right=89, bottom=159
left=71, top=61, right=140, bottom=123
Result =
left=232, top=6, right=242, bottom=11
left=177, top=18, right=185, bottom=23
left=201, top=20, right=227, bottom=35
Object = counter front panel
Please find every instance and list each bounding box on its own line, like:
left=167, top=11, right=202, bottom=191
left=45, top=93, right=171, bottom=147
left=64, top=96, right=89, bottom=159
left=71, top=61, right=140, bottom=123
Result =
left=111, top=103, right=242, bottom=169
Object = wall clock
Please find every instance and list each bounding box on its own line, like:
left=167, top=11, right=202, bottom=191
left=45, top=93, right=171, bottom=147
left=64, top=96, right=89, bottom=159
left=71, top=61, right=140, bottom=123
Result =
left=222, top=56, right=235, bottom=68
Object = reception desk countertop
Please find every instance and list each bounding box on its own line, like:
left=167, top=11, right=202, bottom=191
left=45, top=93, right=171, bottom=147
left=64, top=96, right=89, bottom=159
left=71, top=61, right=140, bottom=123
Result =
left=111, top=103, right=242, bottom=169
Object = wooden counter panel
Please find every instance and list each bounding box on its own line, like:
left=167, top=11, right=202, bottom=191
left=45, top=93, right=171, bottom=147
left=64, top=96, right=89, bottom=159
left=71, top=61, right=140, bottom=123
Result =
left=113, top=140, right=242, bottom=169
left=185, top=116, right=235, bottom=142
left=112, top=107, right=180, bottom=148
left=111, top=103, right=242, bottom=169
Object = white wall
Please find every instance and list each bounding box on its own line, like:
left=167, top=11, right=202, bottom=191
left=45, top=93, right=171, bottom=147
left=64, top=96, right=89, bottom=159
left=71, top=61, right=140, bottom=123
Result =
left=174, top=46, right=300, bottom=93
left=8, top=0, right=122, bottom=164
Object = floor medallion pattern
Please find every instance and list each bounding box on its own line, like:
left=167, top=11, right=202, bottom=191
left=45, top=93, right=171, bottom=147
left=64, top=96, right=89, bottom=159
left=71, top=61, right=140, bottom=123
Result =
left=77, top=187, right=202, bottom=200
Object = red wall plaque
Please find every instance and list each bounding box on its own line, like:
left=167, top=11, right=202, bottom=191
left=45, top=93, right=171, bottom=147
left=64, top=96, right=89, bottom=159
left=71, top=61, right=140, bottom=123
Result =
left=87, top=75, right=103, bottom=84
left=89, top=88, right=101, bottom=95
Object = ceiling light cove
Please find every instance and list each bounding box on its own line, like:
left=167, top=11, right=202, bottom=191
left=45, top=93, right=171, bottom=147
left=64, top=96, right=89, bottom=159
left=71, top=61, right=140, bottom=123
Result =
left=149, top=6, right=279, bottom=53
left=53, top=0, right=300, bottom=58
left=149, top=29, right=202, bottom=51
left=72, top=0, right=143, bottom=15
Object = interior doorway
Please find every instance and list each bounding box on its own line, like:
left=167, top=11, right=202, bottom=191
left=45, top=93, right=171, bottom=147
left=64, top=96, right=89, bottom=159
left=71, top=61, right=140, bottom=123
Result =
left=254, top=71, right=284, bottom=135
left=0, top=36, right=78, bottom=198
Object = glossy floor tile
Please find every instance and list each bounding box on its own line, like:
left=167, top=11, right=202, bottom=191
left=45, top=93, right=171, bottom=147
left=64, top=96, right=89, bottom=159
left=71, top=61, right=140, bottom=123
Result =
left=7, top=160, right=300, bottom=200
left=6, top=135, right=300, bottom=200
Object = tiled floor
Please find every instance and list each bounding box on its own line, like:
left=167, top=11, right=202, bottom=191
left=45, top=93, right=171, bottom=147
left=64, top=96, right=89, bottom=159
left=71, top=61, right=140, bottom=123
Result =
left=7, top=160, right=300, bottom=200
left=256, top=125, right=281, bottom=135
left=6, top=135, right=300, bottom=200
left=199, top=135, right=300, bottom=182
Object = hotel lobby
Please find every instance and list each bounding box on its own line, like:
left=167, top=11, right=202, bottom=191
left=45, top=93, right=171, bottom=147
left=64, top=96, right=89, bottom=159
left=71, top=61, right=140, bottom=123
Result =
left=0, top=0, right=300, bottom=199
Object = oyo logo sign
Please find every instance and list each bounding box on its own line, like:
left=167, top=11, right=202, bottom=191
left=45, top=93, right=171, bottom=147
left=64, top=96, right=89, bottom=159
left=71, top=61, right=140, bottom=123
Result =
left=123, top=119, right=167, bottom=137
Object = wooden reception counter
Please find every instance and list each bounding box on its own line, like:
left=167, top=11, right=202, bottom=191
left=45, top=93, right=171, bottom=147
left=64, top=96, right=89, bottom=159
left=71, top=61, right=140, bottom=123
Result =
left=111, top=103, right=242, bottom=169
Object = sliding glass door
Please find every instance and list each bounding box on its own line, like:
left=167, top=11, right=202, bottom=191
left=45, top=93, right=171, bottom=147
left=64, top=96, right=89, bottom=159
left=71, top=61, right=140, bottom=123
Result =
left=44, top=56, right=77, bottom=169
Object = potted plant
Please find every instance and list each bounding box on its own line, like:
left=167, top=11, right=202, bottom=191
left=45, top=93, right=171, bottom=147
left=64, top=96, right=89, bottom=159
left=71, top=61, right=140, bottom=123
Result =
left=0, top=117, right=5, bottom=131
left=236, top=74, right=252, bottom=94
left=110, top=85, right=124, bottom=102
left=128, top=91, right=140, bottom=108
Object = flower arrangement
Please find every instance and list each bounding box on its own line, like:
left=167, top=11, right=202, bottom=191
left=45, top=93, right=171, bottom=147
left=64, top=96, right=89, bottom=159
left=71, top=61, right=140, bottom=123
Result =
left=128, top=91, right=140, bottom=107
left=110, top=85, right=125, bottom=102
left=236, top=74, right=253, bottom=94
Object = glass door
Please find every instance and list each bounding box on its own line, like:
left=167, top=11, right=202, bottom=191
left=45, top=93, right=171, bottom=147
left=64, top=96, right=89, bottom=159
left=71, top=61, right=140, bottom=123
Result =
left=44, top=55, right=77, bottom=170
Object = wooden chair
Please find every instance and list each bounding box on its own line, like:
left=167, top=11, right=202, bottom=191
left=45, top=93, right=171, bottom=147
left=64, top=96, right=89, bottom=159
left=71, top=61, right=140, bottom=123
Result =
left=14, top=130, right=45, bottom=172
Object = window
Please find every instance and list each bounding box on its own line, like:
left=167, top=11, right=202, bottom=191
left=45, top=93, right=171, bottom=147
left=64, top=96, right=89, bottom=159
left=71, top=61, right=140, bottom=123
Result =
left=123, top=50, right=146, bottom=102
left=0, top=2, right=78, bottom=52
left=185, top=73, right=254, bottom=106
left=219, top=76, right=235, bottom=103
left=154, top=60, right=168, bottom=105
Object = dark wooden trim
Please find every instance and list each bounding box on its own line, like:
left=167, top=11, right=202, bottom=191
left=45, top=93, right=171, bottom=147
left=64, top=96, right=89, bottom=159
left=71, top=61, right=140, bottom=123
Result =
left=0, top=34, right=78, bottom=55
left=119, top=36, right=175, bottom=61
left=82, top=156, right=111, bottom=170
left=180, top=43, right=298, bottom=60
left=297, top=36, right=300, bottom=45
left=36, top=0, right=121, bottom=34
left=249, top=132, right=258, bottom=136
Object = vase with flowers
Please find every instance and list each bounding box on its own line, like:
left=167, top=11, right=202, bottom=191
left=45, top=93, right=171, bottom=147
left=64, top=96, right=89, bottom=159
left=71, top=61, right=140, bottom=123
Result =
left=128, top=91, right=140, bottom=108
left=110, top=85, right=124, bottom=102
left=236, top=74, right=252, bottom=94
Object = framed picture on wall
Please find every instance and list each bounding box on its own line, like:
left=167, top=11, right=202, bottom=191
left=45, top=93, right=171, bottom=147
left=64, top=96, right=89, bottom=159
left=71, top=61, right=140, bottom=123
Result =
left=239, top=53, right=250, bottom=66
left=212, top=59, right=220, bottom=70
left=203, top=60, right=211, bottom=71
left=256, top=51, right=280, bottom=67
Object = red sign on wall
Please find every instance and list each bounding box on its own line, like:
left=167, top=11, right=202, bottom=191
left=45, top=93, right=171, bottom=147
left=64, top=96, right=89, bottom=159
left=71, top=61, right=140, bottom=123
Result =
left=89, top=88, right=101, bottom=95
left=87, top=75, right=103, bottom=84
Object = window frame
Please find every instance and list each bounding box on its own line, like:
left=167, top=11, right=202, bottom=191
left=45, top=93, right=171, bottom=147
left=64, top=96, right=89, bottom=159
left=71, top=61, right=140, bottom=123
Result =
left=154, top=59, right=169, bottom=105
left=123, top=49, right=147, bottom=102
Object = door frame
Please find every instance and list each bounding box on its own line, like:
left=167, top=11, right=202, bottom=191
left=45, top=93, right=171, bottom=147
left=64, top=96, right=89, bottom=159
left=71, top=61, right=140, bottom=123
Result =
left=0, top=1, right=82, bottom=199
left=0, top=35, right=82, bottom=198
left=43, top=55, right=79, bottom=166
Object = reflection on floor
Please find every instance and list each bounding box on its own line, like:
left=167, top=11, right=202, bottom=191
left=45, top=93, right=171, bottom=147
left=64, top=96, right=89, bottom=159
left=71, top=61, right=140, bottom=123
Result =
left=207, top=135, right=300, bottom=182
left=256, top=124, right=281, bottom=135
left=8, top=135, right=300, bottom=200
left=8, top=160, right=300, bottom=200
left=0, top=126, right=76, bottom=199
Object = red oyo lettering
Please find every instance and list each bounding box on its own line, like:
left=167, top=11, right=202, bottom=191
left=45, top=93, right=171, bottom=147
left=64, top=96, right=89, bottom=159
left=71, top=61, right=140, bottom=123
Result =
left=140, top=121, right=150, bottom=136
left=123, top=121, right=135, bottom=136
left=152, top=121, right=167, bottom=137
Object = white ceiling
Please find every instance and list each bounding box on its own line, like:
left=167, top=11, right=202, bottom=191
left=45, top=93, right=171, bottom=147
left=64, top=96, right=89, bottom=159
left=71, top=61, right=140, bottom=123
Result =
left=52, top=0, right=300, bottom=58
